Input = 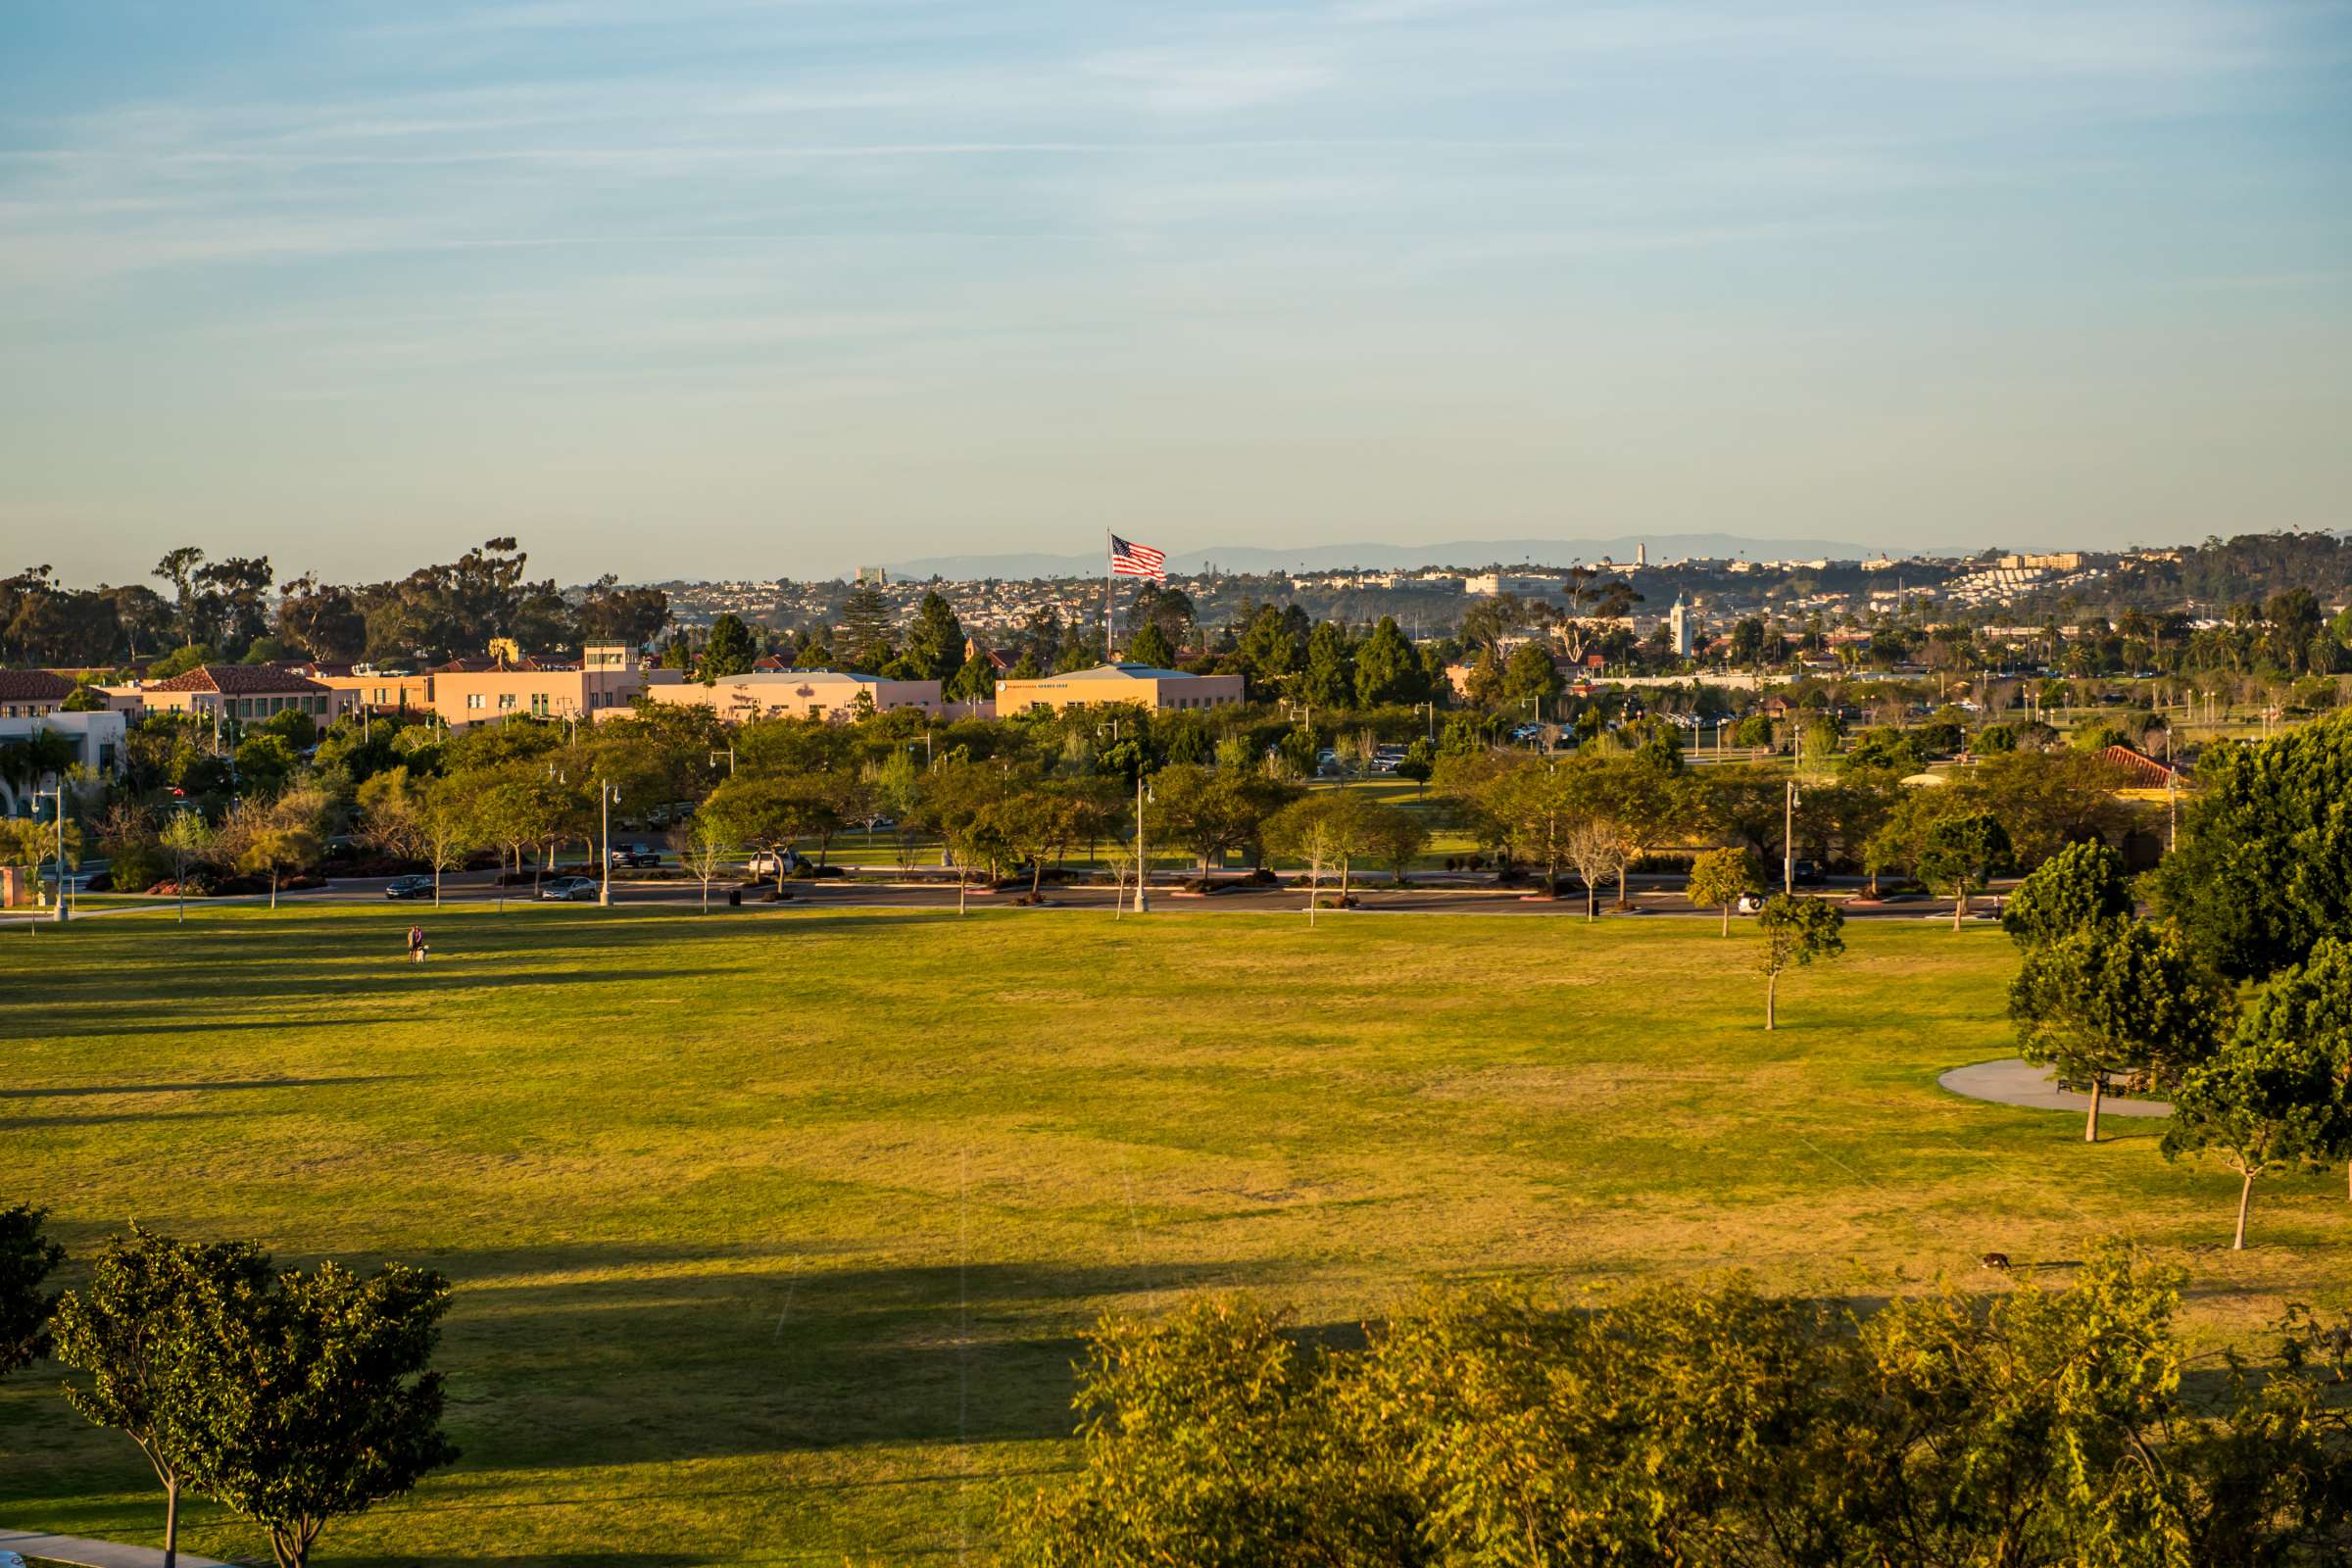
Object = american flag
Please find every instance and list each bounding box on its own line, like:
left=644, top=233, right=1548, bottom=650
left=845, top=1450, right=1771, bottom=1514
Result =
left=1109, top=534, right=1167, bottom=582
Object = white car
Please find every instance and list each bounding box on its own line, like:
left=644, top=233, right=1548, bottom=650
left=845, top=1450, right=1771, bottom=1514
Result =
left=747, top=850, right=804, bottom=878
left=1735, top=893, right=1767, bottom=914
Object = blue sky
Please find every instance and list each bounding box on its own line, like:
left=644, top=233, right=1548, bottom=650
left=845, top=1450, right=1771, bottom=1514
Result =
left=3, top=0, right=2347, bottom=584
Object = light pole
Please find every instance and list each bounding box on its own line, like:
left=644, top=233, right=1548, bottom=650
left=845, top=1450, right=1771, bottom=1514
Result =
left=1416, top=701, right=1435, bottom=741
left=39, top=781, right=69, bottom=923
left=599, top=782, right=620, bottom=906
left=1783, top=778, right=1800, bottom=897
left=710, top=747, right=735, bottom=777
left=1132, top=770, right=1151, bottom=914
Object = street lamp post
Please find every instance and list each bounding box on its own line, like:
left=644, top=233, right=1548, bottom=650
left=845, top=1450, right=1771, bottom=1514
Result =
left=1784, top=778, right=1800, bottom=897
left=599, top=783, right=620, bottom=906
left=1132, top=770, right=1151, bottom=914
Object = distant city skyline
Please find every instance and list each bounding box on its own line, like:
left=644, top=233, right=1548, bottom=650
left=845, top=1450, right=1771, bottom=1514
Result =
left=4, top=1, right=2347, bottom=585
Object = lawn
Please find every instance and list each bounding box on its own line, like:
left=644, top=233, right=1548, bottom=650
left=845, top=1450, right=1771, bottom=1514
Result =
left=4, top=903, right=2348, bottom=1565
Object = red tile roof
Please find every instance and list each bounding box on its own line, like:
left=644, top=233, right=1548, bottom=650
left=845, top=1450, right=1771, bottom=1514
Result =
left=2093, top=744, right=2183, bottom=787
left=145, top=664, right=331, bottom=695
left=0, top=669, right=75, bottom=702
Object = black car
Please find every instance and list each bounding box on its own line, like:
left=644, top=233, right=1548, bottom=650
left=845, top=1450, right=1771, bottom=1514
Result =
left=385, top=874, right=434, bottom=900
left=1791, top=859, right=1827, bottom=886
left=609, top=845, right=662, bottom=868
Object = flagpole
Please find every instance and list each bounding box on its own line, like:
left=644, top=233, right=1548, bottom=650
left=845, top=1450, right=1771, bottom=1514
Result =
left=1103, top=528, right=1113, bottom=663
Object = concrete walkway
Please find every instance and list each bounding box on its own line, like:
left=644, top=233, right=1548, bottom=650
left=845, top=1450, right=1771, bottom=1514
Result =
left=0, top=1526, right=229, bottom=1568
left=1938, top=1057, right=2174, bottom=1117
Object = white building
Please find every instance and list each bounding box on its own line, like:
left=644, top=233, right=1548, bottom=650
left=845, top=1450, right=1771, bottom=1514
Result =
left=0, top=710, right=127, bottom=817
left=1464, top=572, right=1562, bottom=597
left=1668, top=597, right=1696, bottom=658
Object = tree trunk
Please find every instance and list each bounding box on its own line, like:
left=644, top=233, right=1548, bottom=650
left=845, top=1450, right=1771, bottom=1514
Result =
left=1307, top=863, right=1319, bottom=927
left=701, top=876, right=710, bottom=912
left=1032, top=858, right=1044, bottom=901
left=957, top=870, right=968, bottom=916
left=433, top=865, right=442, bottom=906
left=1616, top=862, right=1630, bottom=909
left=1765, top=970, right=1778, bottom=1031
left=163, top=1476, right=179, bottom=1568
left=1720, top=902, right=1731, bottom=937
left=2084, top=1076, right=2103, bottom=1144
left=1952, top=890, right=1967, bottom=930
left=2233, top=1165, right=2255, bottom=1250
left=269, top=869, right=279, bottom=909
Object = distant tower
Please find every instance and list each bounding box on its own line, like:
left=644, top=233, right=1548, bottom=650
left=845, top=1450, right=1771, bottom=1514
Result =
left=1637, top=542, right=1647, bottom=568
left=1669, top=596, right=1693, bottom=658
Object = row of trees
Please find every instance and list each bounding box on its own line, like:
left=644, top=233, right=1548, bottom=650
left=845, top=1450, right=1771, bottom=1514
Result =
left=0, top=1214, right=454, bottom=1568
left=1005, top=1250, right=2352, bottom=1565
left=0, top=541, right=673, bottom=668
left=1995, top=713, right=2352, bottom=1247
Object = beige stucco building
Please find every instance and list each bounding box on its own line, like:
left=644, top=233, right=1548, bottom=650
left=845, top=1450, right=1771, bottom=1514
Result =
left=995, top=662, right=1244, bottom=714
left=102, top=664, right=347, bottom=726
left=429, top=644, right=646, bottom=727
left=638, top=669, right=944, bottom=722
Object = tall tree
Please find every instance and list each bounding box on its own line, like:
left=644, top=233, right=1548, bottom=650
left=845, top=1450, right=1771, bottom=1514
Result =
left=153, top=547, right=207, bottom=646
left=1298, top=622, right=1355, bottom=708
left=1917, top=809, right=2014, bottom=929
left=2166, top=961, right=2352, bottom=1250
left=1352, top=616, right=1422, bottom=707
left=0, top=1204, right=64, bottom=1380
left=2001, top=839, right=2135, bottom=948
left=52, top=1227, right=276, bottom=1568
left=1688, top=847, right=1764, bottom=936
left=700, top=612, right=758, bottom=679
left=181, top=1259, right=460, bottom=1568
left=2010, top=919, right=2227, bottom=1143
left=2149, top=711, right=2352, bottom=981
left=1124, top=618, right=1177, bottom=668
left=903, top=590, right=965, bottom=682
left=836, top=585, right=894, bottom=673
left=1757, top=895, right=1844, bottom=1031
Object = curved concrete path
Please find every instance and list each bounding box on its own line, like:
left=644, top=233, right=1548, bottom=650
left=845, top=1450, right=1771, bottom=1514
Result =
left=0, top=1526, right=228, bottom=1568
left=1938, top=1057, right=2173, bottom=1117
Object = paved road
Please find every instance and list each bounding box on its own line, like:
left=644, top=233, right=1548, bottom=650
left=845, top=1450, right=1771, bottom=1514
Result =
left=0, top=1526, right=227, bottom=1568
left=222, top=869, right=2002, bottom=922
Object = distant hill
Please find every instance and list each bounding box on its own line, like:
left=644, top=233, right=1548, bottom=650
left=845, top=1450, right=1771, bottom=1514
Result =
left=880, top=534, right=1888, bottom=581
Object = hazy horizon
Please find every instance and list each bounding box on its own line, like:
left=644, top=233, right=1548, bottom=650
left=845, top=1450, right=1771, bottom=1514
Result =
left=5, top=1, right=2348, bottom=585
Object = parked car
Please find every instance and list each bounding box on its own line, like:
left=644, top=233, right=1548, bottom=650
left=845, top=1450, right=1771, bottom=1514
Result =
left=747, top=849, right=805, bottom=879
left=1790, top=858, right=1826, bottom=886
left=4, top=1548, right=29, bottom=1568
left=1735, top=893, right=1767, bottom=914
left=609, top=844, right=662, bottom=867
left=540, top=874, right=600, bottom=902
left=384, top=874, right=434, bottom=901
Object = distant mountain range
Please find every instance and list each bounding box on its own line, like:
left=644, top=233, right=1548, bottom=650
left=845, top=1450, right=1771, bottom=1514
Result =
left=878, top=534, right=1900, bottom=581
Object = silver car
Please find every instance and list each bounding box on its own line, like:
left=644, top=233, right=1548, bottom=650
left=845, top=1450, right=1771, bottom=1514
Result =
left=539, top=875, right=600, bottom=903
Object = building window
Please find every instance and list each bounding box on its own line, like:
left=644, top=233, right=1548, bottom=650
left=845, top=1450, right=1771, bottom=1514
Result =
left=466, top=694, right=486, bottom=710
left=498, top=693, right=517, bottom=710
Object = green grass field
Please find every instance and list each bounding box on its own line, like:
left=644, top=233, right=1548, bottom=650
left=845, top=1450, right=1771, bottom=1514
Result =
left=5, top=903, right=2349, bottom=1566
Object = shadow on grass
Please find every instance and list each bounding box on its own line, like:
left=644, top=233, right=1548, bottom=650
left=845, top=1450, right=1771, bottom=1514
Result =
left=383, top=1243, right=1281, bottom=1468
left=0, top=1074, right=403, bottom=1099
left=0, top=1108, right=240, bottom=1131
left=333, top=1556, right=708, bottom=1568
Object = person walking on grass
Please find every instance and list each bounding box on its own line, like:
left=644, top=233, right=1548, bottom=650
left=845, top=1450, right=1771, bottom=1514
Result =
left=408, top=924, right=427, bottom=964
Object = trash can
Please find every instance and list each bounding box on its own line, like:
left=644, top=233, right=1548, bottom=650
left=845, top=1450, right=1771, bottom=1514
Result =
left=728, top=887, right=742, bottom=907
